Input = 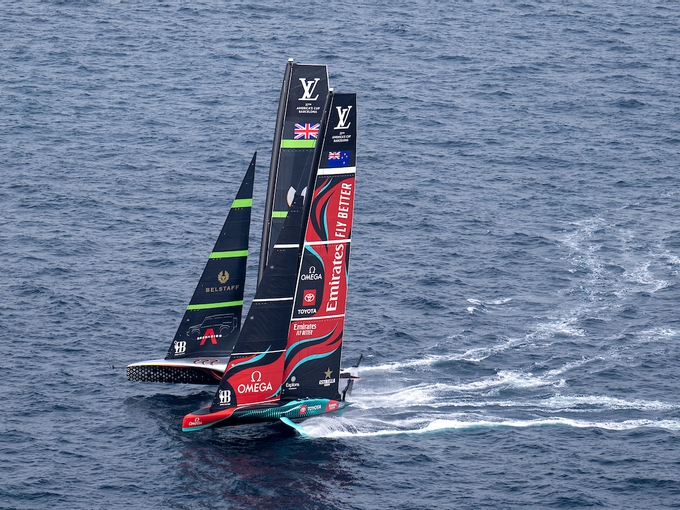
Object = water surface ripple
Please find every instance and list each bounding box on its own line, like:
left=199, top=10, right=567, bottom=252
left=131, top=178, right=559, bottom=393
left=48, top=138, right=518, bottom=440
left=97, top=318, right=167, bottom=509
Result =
left=1, top=1, right=680, bottom=509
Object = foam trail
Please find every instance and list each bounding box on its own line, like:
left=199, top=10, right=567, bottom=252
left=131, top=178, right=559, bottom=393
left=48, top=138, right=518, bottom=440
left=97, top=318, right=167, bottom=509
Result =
left=348, top=387, right=680, bottom=413
left=360, top=354, right=461, bottom=373
left=542, top=395, right=679, bottom=412
left=299, top=416, right=680, bottom=439
left=361, top=338, right=528, bottom=372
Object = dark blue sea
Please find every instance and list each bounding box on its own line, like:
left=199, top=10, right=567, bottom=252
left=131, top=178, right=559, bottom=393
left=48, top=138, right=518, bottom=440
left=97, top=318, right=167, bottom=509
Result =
left=2, top=1, right=680, bottom=508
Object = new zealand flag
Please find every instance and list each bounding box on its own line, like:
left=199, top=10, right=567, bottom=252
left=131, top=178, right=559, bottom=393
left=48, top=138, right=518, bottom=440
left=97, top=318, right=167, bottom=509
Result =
left=327, top=151, right=351, bottom=167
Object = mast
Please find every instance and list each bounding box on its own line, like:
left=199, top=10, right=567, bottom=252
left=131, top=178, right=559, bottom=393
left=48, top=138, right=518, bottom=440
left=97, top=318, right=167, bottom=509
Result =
left=258, top=59, right=293, bottom=286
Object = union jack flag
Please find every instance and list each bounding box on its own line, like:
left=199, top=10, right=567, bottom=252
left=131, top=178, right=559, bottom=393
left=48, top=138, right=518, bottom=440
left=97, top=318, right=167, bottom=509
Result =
left=294, top=123, right=320, bottom=140
left=329, top=152, right=341, bottom=160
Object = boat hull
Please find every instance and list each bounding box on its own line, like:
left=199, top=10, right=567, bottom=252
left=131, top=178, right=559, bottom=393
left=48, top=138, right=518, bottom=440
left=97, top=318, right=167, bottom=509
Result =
left=182, top=398, right=348, bottom=431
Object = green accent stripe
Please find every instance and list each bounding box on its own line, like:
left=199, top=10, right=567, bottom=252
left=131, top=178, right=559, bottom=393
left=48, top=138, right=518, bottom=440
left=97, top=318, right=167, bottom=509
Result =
left=187, top=300, right=244, bottom=311
left=281, top=139, right=316, bottom=149
left=272, top=211, right=288, bottom=218
left=209, top=250, right=248, bottom=259
left=231, top=198, right=252, bottom=208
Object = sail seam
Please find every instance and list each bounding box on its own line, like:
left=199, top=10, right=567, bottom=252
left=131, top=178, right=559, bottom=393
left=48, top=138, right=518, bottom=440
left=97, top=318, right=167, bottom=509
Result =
left=252, top=297, right=294, bottom=302
left=273, top=243, right=300, bottom=249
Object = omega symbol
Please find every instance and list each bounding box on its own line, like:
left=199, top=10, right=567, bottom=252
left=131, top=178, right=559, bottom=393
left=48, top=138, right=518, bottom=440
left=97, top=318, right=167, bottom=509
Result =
left=251, top=370, right=262, bottom=383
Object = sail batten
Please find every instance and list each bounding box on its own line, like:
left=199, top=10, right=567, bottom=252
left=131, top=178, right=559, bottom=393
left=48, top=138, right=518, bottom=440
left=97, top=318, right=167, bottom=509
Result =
left=209, top=250, right=248, bottom=259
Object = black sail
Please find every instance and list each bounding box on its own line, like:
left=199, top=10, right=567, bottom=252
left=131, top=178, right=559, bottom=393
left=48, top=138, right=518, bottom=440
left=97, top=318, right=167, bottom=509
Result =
left=166, top=153, right=256, bottom=359
left=258, top=61, right=329, bottom=284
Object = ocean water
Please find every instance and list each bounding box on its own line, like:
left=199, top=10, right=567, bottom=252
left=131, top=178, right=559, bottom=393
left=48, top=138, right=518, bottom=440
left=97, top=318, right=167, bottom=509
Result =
left=2, top=1, right=680, bottom=508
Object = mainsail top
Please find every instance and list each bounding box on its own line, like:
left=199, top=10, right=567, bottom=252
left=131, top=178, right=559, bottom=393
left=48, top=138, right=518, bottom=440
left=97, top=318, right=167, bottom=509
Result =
left=258, top=61, right=329, bottom=284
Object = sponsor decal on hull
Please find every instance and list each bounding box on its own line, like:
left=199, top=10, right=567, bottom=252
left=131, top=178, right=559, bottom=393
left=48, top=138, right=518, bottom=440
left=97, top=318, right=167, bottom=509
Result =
left=319, top=367, right=336, bottom=387
left=236, top=370, right=273, bottom=394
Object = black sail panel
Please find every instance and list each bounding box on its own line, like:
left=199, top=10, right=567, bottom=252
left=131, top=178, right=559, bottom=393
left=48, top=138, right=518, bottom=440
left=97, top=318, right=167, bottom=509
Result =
left=166, top=153, right=256, bottom=359
left=258, top=63, right=329, bottom=283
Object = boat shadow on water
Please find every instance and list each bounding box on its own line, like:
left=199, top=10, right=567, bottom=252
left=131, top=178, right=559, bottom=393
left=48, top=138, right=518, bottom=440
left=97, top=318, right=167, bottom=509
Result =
left=124, top=392, right=362, bottom=509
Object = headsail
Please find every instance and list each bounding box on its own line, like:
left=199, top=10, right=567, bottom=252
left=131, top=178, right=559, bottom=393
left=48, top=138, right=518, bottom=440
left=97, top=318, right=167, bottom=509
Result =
left=258, top=61, right=329, bottom=285
left=126, top=153, right=256, bottom=384
left=166, top=153, right=256, bottom=359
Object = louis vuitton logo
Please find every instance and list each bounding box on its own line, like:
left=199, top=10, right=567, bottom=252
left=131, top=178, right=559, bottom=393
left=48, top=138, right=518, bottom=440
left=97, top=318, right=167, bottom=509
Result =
left=334, top=105, right=352, bottom=130
left=299, top=78, right=321, bottom=101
